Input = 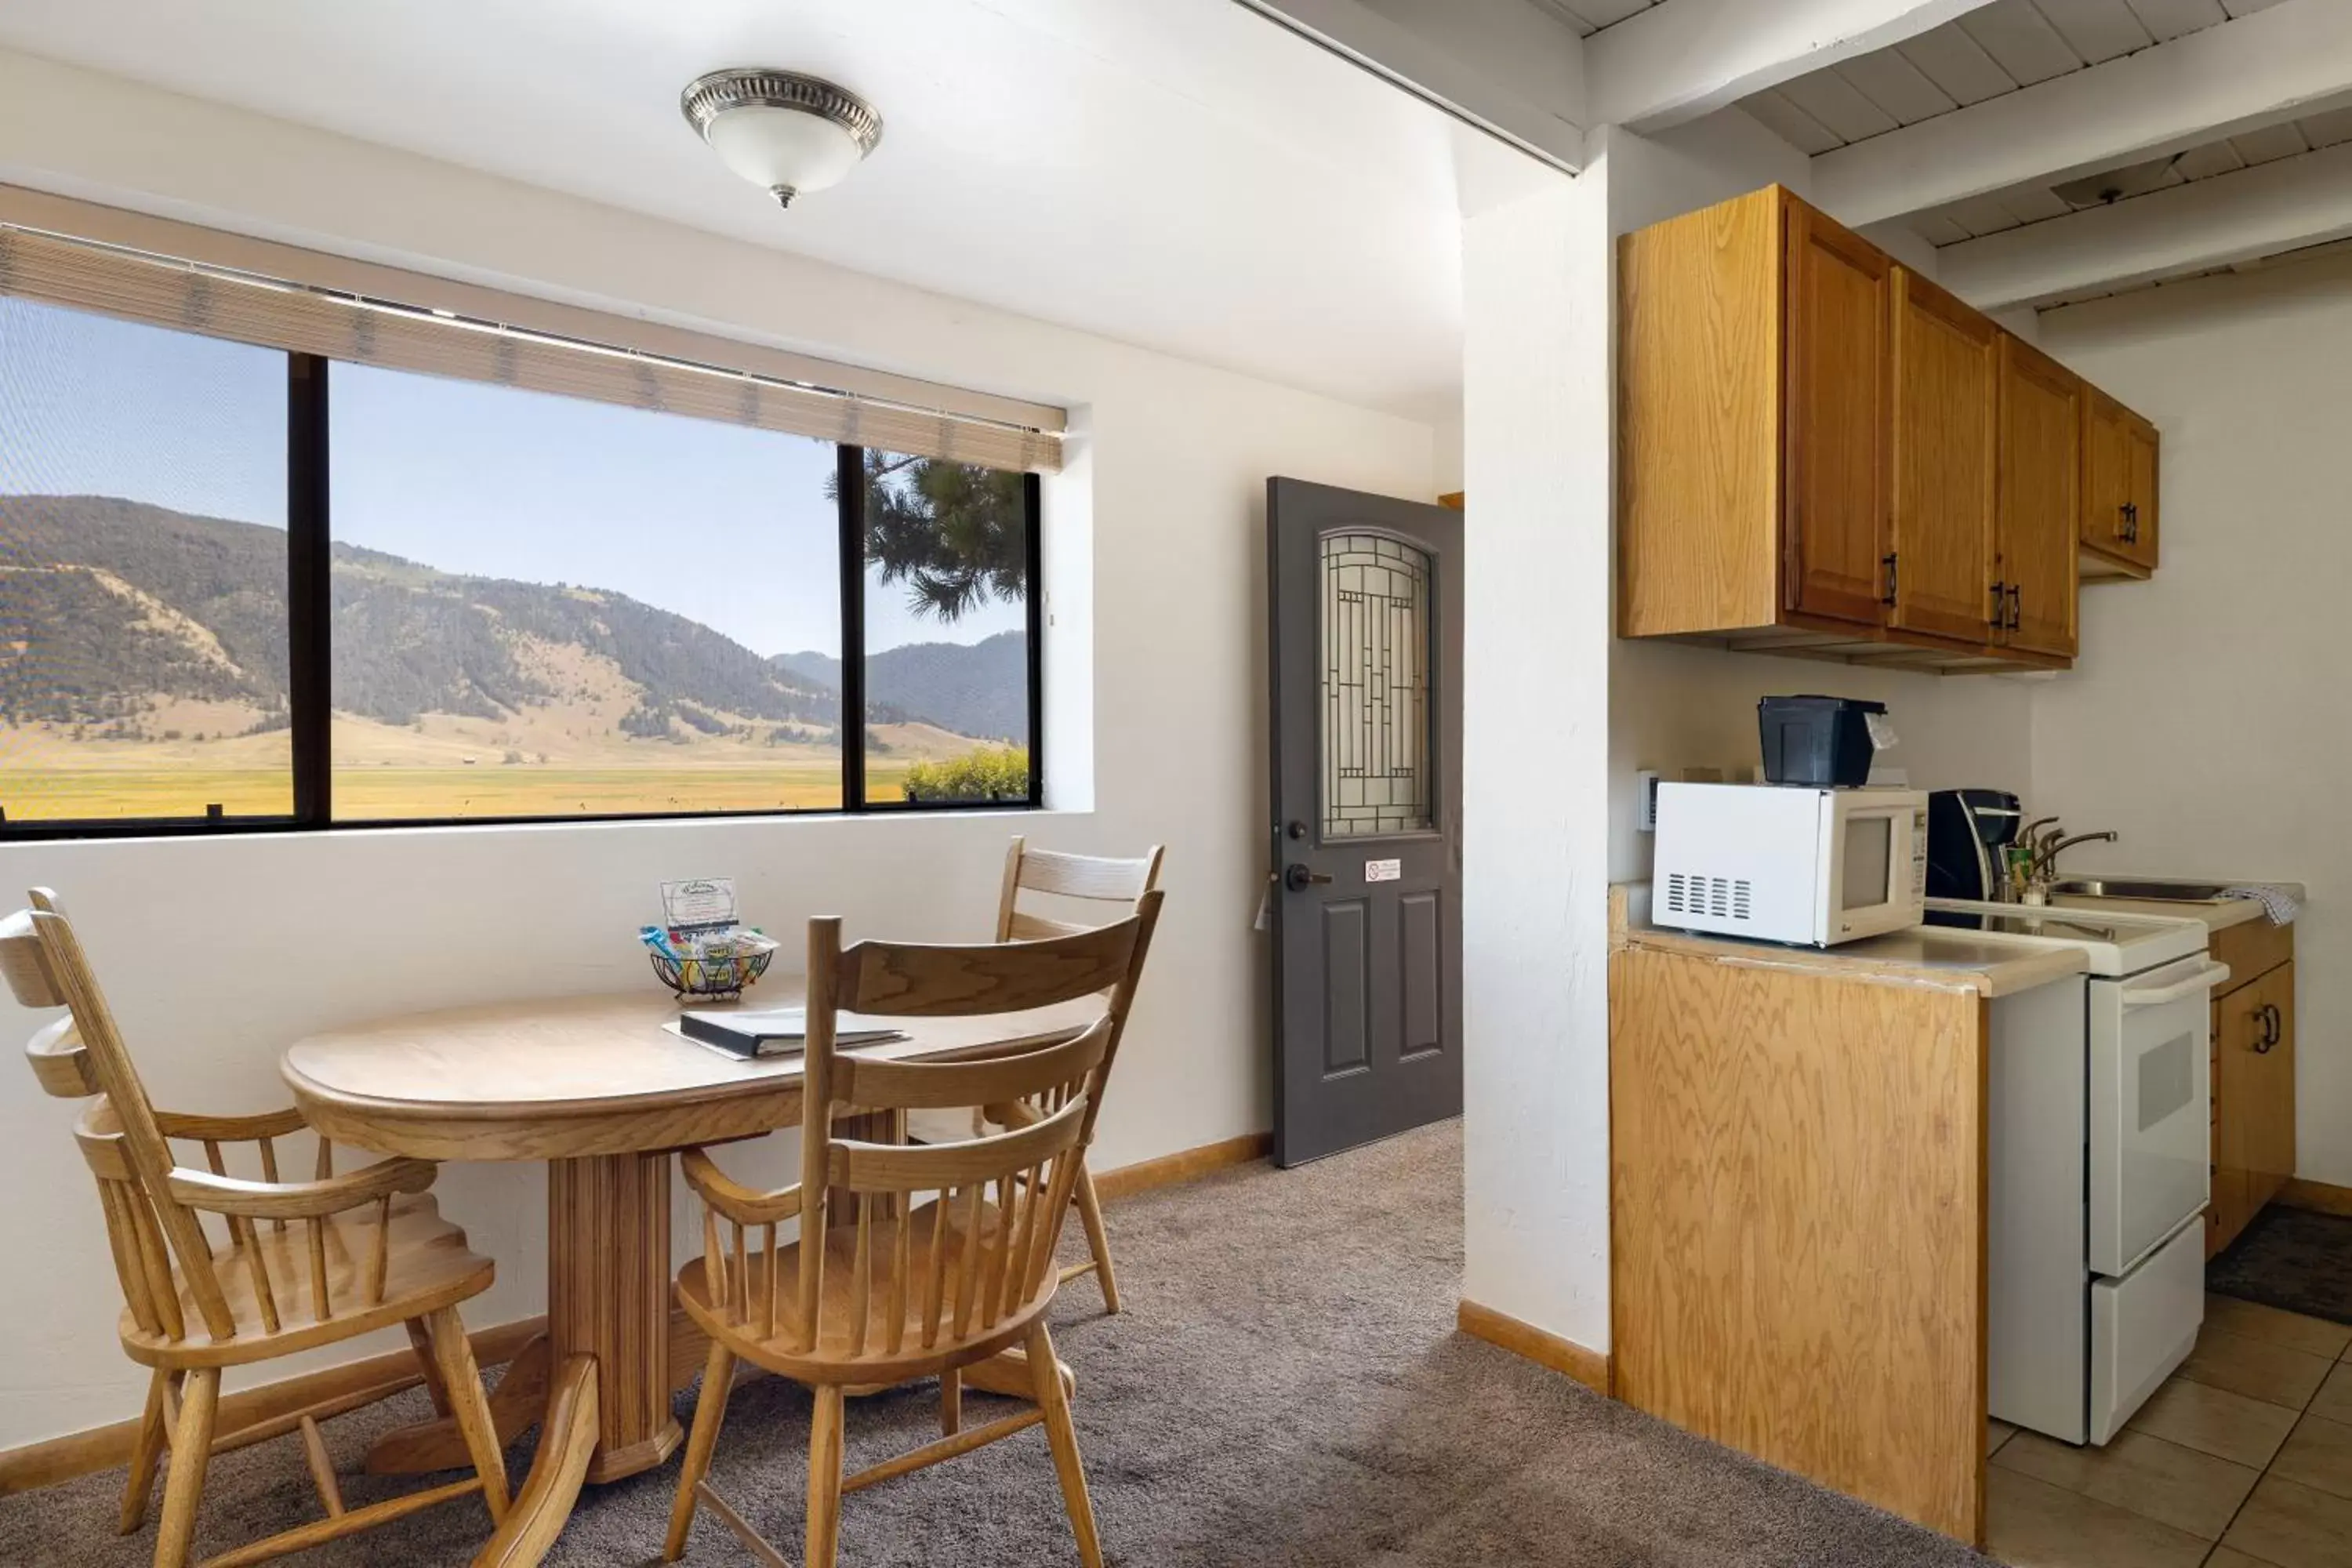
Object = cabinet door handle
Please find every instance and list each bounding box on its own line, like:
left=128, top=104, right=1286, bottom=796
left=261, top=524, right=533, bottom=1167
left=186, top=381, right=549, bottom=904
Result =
left=1882, top=553, right=1899, bottom=608
left=2120, top=501, right=2140, bottom=545
left=2006, top=585, right=2022, bottom=632
left=1989, top=580, right=2007, bottom=628
left=2263, top=1001, right=2282, bottom=1050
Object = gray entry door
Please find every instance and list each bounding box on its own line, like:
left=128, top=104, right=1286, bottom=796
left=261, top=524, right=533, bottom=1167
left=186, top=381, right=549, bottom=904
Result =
left=1267, top=477, right=1463, bottom=1168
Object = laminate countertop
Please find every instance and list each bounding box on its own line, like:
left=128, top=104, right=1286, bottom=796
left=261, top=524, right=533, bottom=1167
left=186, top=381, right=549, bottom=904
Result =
left=2049, top=885, right=2303, bottom=931
left=1610, top=887, right=2087, bottom=1000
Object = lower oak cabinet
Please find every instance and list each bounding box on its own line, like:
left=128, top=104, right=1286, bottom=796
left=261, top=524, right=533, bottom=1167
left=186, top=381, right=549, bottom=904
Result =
left=1620, top=183, right=2151, bottom=674
left=2209, top=919, right=2296, bottom=1257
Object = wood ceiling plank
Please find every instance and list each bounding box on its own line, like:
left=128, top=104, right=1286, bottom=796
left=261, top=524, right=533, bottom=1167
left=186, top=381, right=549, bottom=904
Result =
left=2230, top=119, right=2314, bottom=164
left=1998, top=183, right=2075, bottom=222
left=1527, top=0, right=1602, bottom=34
left=1914, top=213, right=1980, bottom=245
left=1898, top=24, right=2023, bottom=104
left=1961, top=0, right=2090, bottom=85
left=1567, top=0, right=1655, bottom=27
left=2035, top=0, right=2157, bottom=63
left=2297, top=105, right=2352, bottom=150
left=1835, top=49, right=1964, bottom=124
left=1778, top=67, right=1906, bottom=143
left=1945, top=191, right=2029, bottom=234
left=1740, top=86, right=1849, bottom=153
left=2122, top=0, right=2229, bottom=43
left=2172, top=137, right=2249, bottom=178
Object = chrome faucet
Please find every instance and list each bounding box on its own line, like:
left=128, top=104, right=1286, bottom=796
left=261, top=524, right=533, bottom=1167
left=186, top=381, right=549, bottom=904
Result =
left=2027, top=828, right=2118, bottom=891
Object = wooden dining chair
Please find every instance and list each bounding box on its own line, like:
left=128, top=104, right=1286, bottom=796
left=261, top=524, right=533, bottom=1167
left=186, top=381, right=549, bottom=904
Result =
left=663, top=893, right=1162, bottom=1568
left=984, top=836, right=1163, bottom=1314
left=2, top=890, right=513, bottom=1568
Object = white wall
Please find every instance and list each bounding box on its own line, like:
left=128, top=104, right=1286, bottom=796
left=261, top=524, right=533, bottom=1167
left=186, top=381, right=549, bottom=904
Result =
left=0, top=58, right=1436, bottom=1447
left=2033, top=256, right=2352, bottom=1186
left=1454, top=110, right=2042, bottom=1363
left=1609, top=644, right=2038, bottom=879
left=1461, top=165, right=1615, bottom=1352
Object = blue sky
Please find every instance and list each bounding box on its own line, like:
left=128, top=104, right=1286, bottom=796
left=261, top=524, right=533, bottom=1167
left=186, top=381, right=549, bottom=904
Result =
left=0, top=297, right=1022, bottom=657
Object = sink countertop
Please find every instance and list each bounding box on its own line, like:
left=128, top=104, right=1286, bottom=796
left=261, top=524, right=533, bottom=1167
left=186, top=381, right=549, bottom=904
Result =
left=2049, top=882, right=2303, bottom=931
left=1610, top=887, right=2089, bottom=999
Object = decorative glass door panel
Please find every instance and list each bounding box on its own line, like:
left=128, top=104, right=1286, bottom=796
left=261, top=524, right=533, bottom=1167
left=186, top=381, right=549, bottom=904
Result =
left=1320, top=532, right=1432, bottom=840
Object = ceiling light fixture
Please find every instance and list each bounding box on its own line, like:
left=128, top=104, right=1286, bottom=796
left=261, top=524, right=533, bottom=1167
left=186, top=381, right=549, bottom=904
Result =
left=681, top=68, right=884, bottom=209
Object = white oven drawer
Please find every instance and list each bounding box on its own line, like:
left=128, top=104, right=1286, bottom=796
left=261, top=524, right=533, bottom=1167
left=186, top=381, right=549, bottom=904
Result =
left=2089, top=956, right=2225, bottom=1276
left=2090, top=1216, right=2205, bottom=1443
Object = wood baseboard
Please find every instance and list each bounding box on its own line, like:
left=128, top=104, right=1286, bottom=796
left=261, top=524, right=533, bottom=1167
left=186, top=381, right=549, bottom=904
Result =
left=1092, top=1131, right=1272, bottom=1203
left=0, top=1316, right=545, bottom=1497
left=2280, top=1178, right=2352, bottom=1218
left=1457, top=1299, right=1611, bottom=1397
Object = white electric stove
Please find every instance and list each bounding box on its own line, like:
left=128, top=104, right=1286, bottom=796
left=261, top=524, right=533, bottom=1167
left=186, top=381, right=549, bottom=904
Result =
left=1922, top=898, right=2210, bottom=976
left=1926, top=897, right=2231, bottom=1446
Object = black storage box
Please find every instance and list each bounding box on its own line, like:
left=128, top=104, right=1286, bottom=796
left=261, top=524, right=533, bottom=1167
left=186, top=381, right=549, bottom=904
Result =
left=1758, top=695, right=1882, bottom=788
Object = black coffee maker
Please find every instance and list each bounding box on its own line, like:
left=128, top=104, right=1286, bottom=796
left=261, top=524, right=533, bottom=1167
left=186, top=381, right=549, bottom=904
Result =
left=1927, top=789, right=2023, bottom=902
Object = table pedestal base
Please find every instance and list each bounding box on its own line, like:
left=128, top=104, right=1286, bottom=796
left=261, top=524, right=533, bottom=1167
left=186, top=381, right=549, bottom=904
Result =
left=365, top=1334, right=550, bottom=1476
left=550, top=1152, right=684, bottom=1482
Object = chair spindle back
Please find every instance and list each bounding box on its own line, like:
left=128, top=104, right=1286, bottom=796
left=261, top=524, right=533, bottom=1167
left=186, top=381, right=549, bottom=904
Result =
left=691, top=893, right=1160, bottom=1367
left=995, top=836, right=1164, bottom=944
left=5, top=894, right=376, bottom=1345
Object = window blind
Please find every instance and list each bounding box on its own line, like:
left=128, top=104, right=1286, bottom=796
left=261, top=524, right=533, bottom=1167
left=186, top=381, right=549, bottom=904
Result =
left=0, top=221, right=1063, bottom=474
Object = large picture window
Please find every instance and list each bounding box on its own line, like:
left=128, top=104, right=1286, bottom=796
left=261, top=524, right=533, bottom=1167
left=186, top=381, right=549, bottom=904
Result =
left=0, top=298, right=292, bottom=823
left=0, top=300, right=1042, bottom=837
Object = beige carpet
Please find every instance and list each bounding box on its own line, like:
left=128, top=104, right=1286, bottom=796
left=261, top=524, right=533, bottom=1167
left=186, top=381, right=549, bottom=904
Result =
left=0, top=1120, right=1988, bottom=1565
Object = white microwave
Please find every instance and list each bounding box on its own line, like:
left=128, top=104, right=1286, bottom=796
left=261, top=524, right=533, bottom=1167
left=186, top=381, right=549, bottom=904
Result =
left=1653, top=782, right=1929, bottom=947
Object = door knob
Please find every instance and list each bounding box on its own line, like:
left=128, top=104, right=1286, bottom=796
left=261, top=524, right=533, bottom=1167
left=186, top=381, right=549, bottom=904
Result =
left=1283, top=864, right=1333, bottom=891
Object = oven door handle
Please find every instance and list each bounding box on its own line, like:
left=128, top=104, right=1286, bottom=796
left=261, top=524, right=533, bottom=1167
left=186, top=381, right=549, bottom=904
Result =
left=2119, top=961, right=2232, bottom=1009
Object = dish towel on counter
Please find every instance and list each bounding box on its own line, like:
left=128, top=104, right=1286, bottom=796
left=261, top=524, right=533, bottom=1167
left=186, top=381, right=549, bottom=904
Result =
left=2222, top=884, right=2303, bottom=925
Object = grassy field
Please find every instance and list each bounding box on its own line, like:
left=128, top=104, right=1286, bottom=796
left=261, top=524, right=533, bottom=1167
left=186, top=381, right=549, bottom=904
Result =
left=3, top=764, right=926, bottom=822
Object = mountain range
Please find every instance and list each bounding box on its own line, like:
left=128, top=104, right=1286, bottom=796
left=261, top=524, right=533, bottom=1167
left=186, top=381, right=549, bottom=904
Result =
left=774, top=634, right=1028, bottom=747
left=0, top=495, right=1020, bottom=745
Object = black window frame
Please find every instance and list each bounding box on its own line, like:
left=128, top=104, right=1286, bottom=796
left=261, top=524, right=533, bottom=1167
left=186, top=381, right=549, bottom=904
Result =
left=0, top=347, right=1045, bottom=840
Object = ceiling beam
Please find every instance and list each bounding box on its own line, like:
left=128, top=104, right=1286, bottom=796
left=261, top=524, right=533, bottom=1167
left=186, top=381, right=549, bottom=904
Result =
left=1584, top=0, right=1998, bottom=133
left=1230, top=0, right=1588, bottom=171
left=1816, top=0, right=2352, bottom=227
left=1936, top=140, right=2352, bottom=311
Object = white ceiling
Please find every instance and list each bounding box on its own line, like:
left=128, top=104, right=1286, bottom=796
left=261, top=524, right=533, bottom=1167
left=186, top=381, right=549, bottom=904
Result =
left=1742, top=0, right=2284, bottom=154
left=1911, top=104, right=2352, bottom=244
left=0, top=0, right=1563, bottom=422
left=1530, top=0, right=1661, bottom=37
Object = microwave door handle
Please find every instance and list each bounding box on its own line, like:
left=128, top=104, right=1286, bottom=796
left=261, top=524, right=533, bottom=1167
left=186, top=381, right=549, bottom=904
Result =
left=2119, top=961, right=2233, bottom=1009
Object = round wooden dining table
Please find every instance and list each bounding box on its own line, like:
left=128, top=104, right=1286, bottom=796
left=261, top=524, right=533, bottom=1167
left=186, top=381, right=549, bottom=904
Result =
left=280, top=984, right=1101, bottom=1526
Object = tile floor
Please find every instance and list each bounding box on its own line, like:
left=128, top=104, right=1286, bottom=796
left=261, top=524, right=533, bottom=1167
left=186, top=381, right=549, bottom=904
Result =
left=1986, top=1294, right=2352, bottom=1567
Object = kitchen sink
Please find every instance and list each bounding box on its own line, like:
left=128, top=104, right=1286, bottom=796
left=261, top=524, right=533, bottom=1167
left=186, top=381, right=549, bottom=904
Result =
left=2049, top=877, right=2237, bottom=903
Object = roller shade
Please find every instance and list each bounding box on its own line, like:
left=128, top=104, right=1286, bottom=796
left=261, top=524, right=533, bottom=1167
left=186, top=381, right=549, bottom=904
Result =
left=0, top=222, right=1062, bottom=474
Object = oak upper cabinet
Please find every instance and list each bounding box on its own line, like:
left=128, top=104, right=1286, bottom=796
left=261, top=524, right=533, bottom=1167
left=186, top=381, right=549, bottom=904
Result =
left=1785, top=200, right=1893, bottom=627
left=1621, top=184, right=2157, bottom=674
left=2082, top=388, right=2160, bottom=579
left=1995, top=337, right=2082, bottom=660
left=1888, top=267, right=1997, bottom=645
